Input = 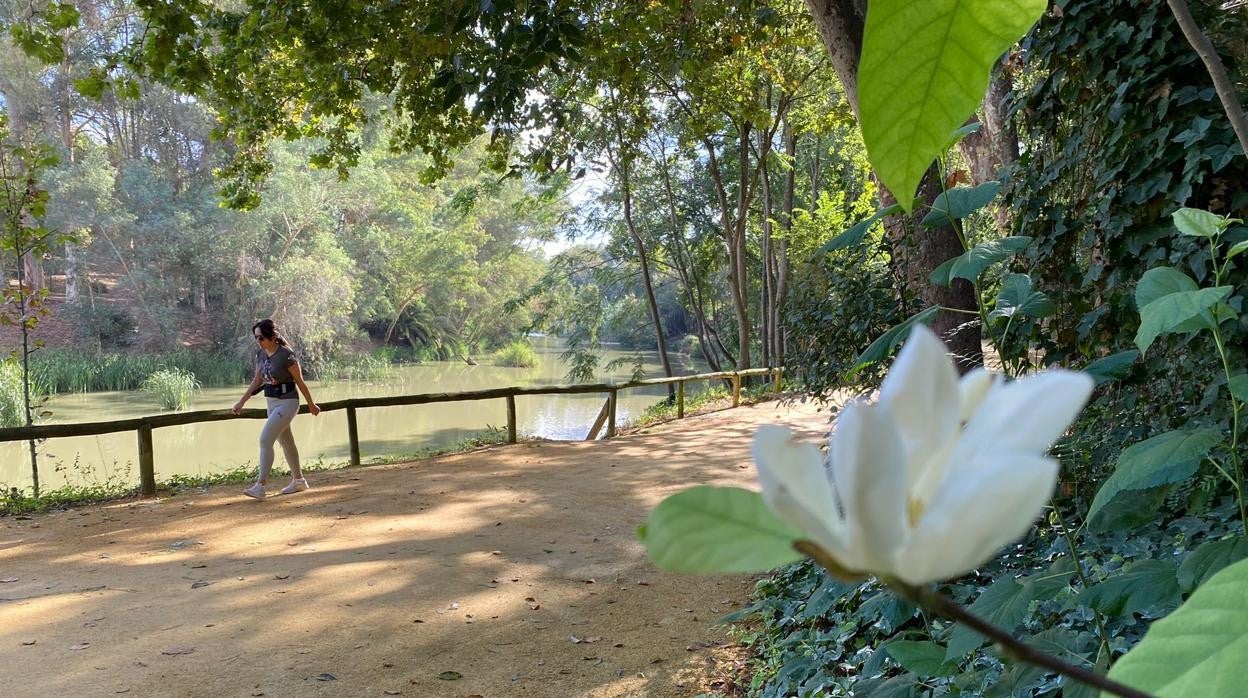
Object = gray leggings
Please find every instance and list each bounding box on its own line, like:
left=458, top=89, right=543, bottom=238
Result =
left=258, top=397, right=301, bottom=483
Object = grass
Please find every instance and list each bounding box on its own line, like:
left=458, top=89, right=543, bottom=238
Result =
left=492, top=340, right=539, bottom=368
left=30, top=349, right=245, bottom=394
left=307, top=354, right=396, bottom=382
left=624, top=380, right=788, bottom=431
left=141, top=368, right=201, bottom=410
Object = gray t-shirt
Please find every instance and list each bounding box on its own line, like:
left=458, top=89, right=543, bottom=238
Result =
left=256, top=346, right=299, bottom=399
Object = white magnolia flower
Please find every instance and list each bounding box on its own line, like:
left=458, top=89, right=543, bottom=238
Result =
left=753, top=326, right=1093, bottom=585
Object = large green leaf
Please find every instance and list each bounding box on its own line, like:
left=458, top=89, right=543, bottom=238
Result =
left=637, top=486, right=803, bottom=573
left=1135, top=267, right=1199, bottom=308
left=988, top=273, right=1056, bottom=321
left=1135, top=286, right=1231, bottom=354
left=1083, top=350, right=1139, bottom=386
left=1172, top=207, right=1230, bottom=239
left=851, top=305, right=941, bottom=374
left=1228, top=374, right=1248, bottom=403
left=858, top=0, right=1046, bottom=206
left=945, top=576, right=1035, bottom=660
left=929, top=236, right=1032, bottom=286
left=1087, top=428, right=1222, bottom=531
left=1106, top=557, right=1248, bottom=696
left=921, top=182, right=1002, bottom=227
left=1079, top=560, right=1181, bottom=617
left=886, top=641, right=959, bottom=677
left=819, top=204, right=905, bottom=254
left=1177, top=537, right=1248, bottom=593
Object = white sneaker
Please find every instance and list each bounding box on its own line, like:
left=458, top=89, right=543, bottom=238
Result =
left=279, top=478, right=309, bottom=495
left=243, top=482, right=266, bottom=499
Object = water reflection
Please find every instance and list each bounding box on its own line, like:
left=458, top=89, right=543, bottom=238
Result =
left=1, top=338, right=705, bottom=491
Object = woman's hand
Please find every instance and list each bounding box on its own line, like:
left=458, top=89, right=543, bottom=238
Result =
left=308, top=402, right=321, bottom=416
left=232, top=400, right=246, bottom=415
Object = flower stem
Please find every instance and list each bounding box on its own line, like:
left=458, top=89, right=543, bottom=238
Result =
left=793, top=542, right=1152, bottom=698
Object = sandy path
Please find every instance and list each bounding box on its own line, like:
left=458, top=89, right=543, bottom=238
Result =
left=0, top=399, right=830, bottom=698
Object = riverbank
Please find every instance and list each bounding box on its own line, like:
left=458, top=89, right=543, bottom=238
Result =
left=0, top=397, right=829, bottom=697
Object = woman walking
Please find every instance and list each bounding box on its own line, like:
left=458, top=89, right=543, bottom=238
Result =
left=232, top=319, right=321, bottom=499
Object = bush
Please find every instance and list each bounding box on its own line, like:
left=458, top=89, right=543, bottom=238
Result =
left=67, top=301, right=137, bottom=349
left=141, top=368, right=200, bottom=410
left=0, top=361, right=25, bottom=428
left=492, top=340, right=539, bottom=368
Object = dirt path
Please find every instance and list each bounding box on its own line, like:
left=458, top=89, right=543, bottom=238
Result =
left=0, top=399, right=831, bottom=698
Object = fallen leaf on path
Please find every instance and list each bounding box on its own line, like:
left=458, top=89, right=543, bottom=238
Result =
left=70, top=643, right=90, bottom=650
left=314, top=673, right=336, bottom=681
left=582, top=579, right=595, bottom=584
left=1, top=577, right=17, bottom=583
left=190, top=581, right=210, bottom=589
left=529, top=603, right=540, bottom=610
left=296, top=649, right=310, bottom=654
left=437, top=671, right=462, bottom=681
left=384, top=692, right=400, bottom=696
left=274, top=574, right=289, bottom=580
left=190, top=564, right=206, bottom=569
left=162, top=647, right=195, bottom=656
left=21, top=640, right=36, bottom=646
left=490, top=550, right=502, bottom=556
left=448, top=602, right=459, bottom=610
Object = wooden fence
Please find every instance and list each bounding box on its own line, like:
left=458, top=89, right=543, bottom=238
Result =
left=0, top=367, right=783, bottom=497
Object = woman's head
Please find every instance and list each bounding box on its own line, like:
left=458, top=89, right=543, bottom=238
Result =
left=252, top=319, right=288, bottom=347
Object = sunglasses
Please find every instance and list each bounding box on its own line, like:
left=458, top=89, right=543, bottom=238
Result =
left=254, top=334, right=266, bottom=342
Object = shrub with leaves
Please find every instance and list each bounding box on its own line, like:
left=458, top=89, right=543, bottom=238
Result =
left=141, top=368, right=199, bottom=411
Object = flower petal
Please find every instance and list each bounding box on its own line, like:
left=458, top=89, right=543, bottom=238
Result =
left=958, top=368, right=996, bottom=423
left=830, top=402, right=908, bottom=572
left=877, top=326, right=961, bottom=486
left=891, top=452, right=1058, bottom=585
left=953, top=370, right=1094, bottom=466
left=752, top=425, right=853, bottom=564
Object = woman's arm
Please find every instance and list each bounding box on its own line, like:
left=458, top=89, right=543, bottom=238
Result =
left=289, top=361, right=320, bottom=415
left=232, top=369, right=264, bottom=414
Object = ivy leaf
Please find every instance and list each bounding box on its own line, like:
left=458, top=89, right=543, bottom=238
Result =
left=945, top=576, right=1035, bottom=660
left=1107, top=557, right=1248, bottom=695
left=1177, top=536, right=1248, bottom=593
left=886, top=641, right=959, bottom=677
left=988, top=273, right=1056, bottom=321
left=636, top=486, right=803, bottom=573
left=1078, top=560, right=1181, bottom=617
left=818, top=203, right=905, bottom=254
left=1087, top=428, right=1222, bottom=531
left=1172, top=207, right=1230, bottom=238
left=1083, top=350, right=1139, bottom=385
left=858, top=0, right=1046, bottom=207
left=921, top=182, right=1001, bottom=228
left=1135, top=286, right=1232, bottom=355
left=851, top=305, right=941, bottom=375
left=1135, top=267, right=1199, bottom=308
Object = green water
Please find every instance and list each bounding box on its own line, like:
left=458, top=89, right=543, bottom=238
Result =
left=0, top=338, right=706, bottom=491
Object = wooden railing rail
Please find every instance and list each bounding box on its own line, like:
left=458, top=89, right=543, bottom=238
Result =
left=0, top=367, right=784, bottom=497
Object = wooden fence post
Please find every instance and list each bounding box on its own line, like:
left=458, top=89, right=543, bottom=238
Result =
left=677, top=380, right=685, bottom=419
left=347, top=406, right=361, bottom=467
left=606, top=388, right=617, bottom=438
left=506, top=395, right=517, bottom=443
left=138, top=423, right=155, bottom=497
left=774, top=367, right=782, bottom=395
left=732, top=374, right=741, bottom=408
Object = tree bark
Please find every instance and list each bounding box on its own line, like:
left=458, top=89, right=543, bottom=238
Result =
left=776, top=122, right=796, bottom=365
left=804, top=0, right=983, bottom=372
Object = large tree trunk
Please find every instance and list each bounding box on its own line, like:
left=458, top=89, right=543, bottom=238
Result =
left=804, top=0, right=984, bottom=372
left=775, top=122, right=796, bottom=365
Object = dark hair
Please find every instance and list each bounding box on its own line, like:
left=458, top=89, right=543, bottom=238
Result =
left=252, top=319, right=289, bottom=347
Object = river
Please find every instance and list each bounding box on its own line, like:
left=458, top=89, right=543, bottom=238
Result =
left=0, top=338, right=707, bottom=492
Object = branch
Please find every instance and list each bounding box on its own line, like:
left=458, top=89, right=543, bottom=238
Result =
left=1166, top=0, right=1248, bottom=161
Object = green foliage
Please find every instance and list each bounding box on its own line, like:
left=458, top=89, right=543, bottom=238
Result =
left=857, top=0, right=1045, bottom=203
left=929, top=236, right=1032, bottom=286
left=27, top=349, right=244, bottom=394
left=920, top=182, right=1003, bottom=228
left=1107, top=557, right=1248, bottom=696
left=1087, top=428, right=1222, bottom=531
left=140, top=368, right=200, bottom=411
left=852, top=305, right=941, bottom=373
left=0, top=360, right=31, bottom=428
left=491, top=340, right=539, bottom=368
left=638, top=486, right=804, bottom=573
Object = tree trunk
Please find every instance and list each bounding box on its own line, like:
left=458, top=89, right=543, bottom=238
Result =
left=804, top=0, right=983, bottom=372
left=776, top=122, right=797, bottom=365
left=760, top=130, right=774, bottom=370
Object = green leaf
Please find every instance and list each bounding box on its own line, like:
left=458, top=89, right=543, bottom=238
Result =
left=886, top=641, right=959, bottom=677
left=1083, top=350, right=1139, bottom=385
left=1135, top=286, right=1231, bottom=354
left=1177, top=537, right=1248, bottom=593
left=930, top=236, right=1032, bottom=286
left=1087, top=428, right=1222, bottom=531
left=1173, top=207, right=1229, bottom=238
left=636, top=486, right=803, bottom=573
left=1135, top=267, right=1199, bottom=309
left=47, top=3, right=81, bottom=30
left=988, top=273, right=1056, bottom=321
left=1228, top=374, right=1248, bottom=403
left=1079, top=560, right=1181, bottom=617
left=851, top=305, right=941, bottom=374
left=944, top=122, right=983, bottom=150
left=921, top=182, right=1002, bottom=227
left=945, top=576, right=1035, bottom=660
left=1106, top=557, right=1248, bottom=696
left=818, top=203, right=904, bottom=254
left=858, top=0, right=1046, bottom=207
left=1225, top=239, right=1248, bottom=260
